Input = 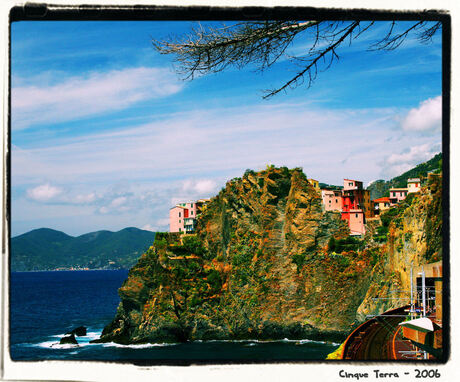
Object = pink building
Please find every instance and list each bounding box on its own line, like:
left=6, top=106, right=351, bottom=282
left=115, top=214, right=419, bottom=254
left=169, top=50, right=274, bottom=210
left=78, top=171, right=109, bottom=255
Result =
left=347, top=209, right=365, bottom=236
left=389, top=188, right=408, bottom=206
left=343, top=179, right=363, bottom=191
left=321, top=189, right=342, bottom=211
left=169, top=201, right=198, bottom=233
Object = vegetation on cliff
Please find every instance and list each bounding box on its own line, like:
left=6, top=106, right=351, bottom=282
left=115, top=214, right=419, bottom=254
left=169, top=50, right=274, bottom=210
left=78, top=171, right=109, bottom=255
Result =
left=97, top=167, right=372, bottom=344
left=356, top=173, right=442, bottom=320
left=97, top=166, right=443, bottom=345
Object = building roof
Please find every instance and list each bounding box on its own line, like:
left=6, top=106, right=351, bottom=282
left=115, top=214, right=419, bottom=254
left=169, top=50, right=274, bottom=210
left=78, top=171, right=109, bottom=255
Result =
left=407, top=178, right=421, bottom=183
left=170, top=205, right=187, bottom=210
left=344, top=178, right=362, bottom=182
left=374, top=197, right=390, bottom=203
left=389, top=187, right=408, bottom=191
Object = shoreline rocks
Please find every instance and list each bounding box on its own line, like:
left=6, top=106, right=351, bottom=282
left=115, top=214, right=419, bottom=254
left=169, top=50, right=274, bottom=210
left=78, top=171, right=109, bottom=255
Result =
left=60, top=333, right=78, bottom=345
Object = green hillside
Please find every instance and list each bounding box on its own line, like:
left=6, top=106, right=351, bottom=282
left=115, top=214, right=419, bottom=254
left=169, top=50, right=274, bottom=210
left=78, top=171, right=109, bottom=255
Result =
left=367, top=152, right=442, bottom=199
left=11, top=227, right=156, bottom=271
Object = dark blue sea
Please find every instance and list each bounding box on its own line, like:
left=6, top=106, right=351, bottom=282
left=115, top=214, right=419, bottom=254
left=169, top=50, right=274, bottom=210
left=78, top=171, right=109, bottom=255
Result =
left=10, top=270, right=339, bottom=363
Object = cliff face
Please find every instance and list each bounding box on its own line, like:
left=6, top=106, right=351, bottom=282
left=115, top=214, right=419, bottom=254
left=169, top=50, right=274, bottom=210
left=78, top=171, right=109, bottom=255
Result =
left=96, top=168, right=442, bottom=344
left=356, top=174, right=442, bottom=320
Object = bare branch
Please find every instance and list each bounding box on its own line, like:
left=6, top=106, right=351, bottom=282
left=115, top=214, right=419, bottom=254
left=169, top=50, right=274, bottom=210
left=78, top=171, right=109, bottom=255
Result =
left=153, top=20, right=441, bottom=99
left=262, top=21, right=360, bottom=98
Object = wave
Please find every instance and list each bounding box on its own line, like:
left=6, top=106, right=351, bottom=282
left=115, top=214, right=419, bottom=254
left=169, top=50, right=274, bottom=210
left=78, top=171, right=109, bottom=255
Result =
left=28, top=330, right=339, bottom=350
left=32, top=329, right=104, bottom=349
left=101, top=342, right=178, bottom=349
left=35, top=340, right=80, bottom=350
left=196, top=338, right=339, bottom=346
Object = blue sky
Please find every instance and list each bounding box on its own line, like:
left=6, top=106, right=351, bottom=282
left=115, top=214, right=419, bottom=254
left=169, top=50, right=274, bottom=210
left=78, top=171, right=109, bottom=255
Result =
left=11, top=21, right=442, bottom=236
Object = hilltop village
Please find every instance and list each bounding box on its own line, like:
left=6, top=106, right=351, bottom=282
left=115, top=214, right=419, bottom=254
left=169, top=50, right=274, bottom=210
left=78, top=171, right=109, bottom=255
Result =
left=169, top=177, right=422, bottom=236
left=97, top=164, right=443, bottom=360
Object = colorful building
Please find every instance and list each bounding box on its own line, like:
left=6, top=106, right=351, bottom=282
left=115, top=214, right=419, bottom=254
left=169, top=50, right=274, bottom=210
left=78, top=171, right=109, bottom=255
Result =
left=342, top=179, right=374, bottom=218
left=169, top=199, right=209, bottom=233
left=308, top=178, right=320, bottom=193
left=407, top=178, right=421, bottom=193
left=373, top=196, right=391, bottom=215
left=321, top=189, right=342, bottom=211
left=389, top=188, right=408, bottom=206
left=340, top=179, right=370, bottom=235
left=342, top=209, right=366, bottom=235
left=343, top=179, right=363, bottom=191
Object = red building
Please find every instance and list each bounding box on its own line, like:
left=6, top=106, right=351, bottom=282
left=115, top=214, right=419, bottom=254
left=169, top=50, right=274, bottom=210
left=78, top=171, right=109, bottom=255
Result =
left=341, top=179, right=369, bottom=235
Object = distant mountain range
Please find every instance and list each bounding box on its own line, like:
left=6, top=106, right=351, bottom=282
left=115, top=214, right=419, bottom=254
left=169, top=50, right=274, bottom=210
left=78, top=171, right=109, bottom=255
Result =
left=11, top=227, right=156, bottom=272
left=367, top=153, right=442, bottom=200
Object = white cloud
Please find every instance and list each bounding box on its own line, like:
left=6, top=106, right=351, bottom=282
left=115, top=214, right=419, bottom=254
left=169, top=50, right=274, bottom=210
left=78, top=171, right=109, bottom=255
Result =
left=11, top=102, right=427, bottom=190
left=13, top=101, right=442, bottom=235
left=98, top=206, right=109, bottom=215
left=182, top=179, right=217, bottom=195
left=74, top=192, right=96, bottom=204
left=382, top=143, right=441, bottom=179
left=110, top=196, right=127, bottom=208
left=26, top=183, right=63, bottom=202
left=12, top=67, right=183, bottom=129
left=141, top=224, right=156, bottom=232
left=400, top=96, right=442, bottom=132
left=26, top=184, right=99, bottom=205
left=141, top=218, right=170, bottom=232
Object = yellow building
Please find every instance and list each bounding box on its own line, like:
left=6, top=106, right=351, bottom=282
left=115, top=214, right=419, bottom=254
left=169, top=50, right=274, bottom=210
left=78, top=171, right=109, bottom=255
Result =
left=307, top=178, right=320, bottom=193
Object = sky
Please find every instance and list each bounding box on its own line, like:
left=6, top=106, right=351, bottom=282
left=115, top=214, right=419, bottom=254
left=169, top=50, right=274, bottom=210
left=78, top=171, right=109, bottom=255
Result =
left=10, top=20, right=443, bottom=237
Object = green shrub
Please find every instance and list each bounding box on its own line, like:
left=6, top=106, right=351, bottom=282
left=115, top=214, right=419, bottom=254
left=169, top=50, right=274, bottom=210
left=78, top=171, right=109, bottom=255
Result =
left=292, top=253, right=306, bottom=272
left=182, top=235, right=205, bottom=256
left=328, top=237, right=336, bottom=252
left=330, top=236, right=363, bottom=253
left=207, top=269, right=222, bottom=292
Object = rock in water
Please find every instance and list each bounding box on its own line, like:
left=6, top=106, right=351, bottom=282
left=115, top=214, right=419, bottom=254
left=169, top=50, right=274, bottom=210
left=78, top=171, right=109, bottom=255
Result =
left=66, top=326, right=87, bottom=336
left=60, top=334, right=78, bottom=345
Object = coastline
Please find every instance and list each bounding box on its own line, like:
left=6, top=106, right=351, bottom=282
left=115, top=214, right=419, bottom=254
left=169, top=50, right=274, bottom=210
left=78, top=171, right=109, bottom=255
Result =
left=10, top=268, right=130, bottom=273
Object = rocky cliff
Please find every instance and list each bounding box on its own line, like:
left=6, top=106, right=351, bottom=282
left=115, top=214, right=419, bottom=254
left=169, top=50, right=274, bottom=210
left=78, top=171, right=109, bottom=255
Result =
left=96, top=167, right=442, bottom=344
left=356, top=174, right=442, bottom=319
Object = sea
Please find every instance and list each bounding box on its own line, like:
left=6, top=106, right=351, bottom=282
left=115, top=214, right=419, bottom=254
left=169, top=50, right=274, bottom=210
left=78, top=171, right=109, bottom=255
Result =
left=10, top=270, right=340, bottom=363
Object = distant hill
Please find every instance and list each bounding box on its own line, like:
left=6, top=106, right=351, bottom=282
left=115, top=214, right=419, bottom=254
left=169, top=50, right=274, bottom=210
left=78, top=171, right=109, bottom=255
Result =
left=367, top=153, right=442, bottom=200
left=11, top=227, right=156, bottom=271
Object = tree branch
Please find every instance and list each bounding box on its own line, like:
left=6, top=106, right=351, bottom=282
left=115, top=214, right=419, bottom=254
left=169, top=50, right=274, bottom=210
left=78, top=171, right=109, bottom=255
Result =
left=152, top=20, right=441, bottom=99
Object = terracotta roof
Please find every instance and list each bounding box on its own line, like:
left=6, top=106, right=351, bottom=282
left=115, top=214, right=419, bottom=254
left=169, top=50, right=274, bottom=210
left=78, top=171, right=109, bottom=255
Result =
left=374, top=197, right=390, bottom=203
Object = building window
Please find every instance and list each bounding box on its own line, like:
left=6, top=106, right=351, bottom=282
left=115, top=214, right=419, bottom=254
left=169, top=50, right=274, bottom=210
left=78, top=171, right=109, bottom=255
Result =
left=179, top=212, right=181, bottom=217
left=191, top=211, right=193, bottom=215
left=179, top=220, right=181, bottom=223
left=191, top=203, right=193, bottom=207
left=355, top=213, right=358, bottom=218
left=393, top=192, right=396, bottom=197
left=179, top=228, right=181, bottom=232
